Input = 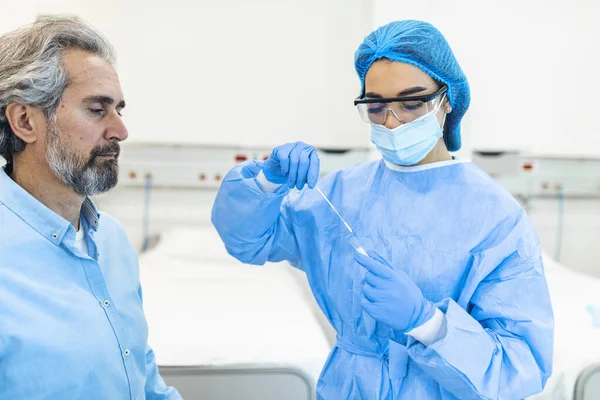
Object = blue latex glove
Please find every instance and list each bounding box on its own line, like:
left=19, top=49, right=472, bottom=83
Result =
left=262, top=142, right=320, bottom=190
left=354, top=250, right=437, bottom=333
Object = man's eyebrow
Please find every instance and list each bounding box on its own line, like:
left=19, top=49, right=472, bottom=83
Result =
left=83, top=95, right=126, bottom=109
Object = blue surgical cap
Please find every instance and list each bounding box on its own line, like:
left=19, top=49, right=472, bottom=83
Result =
left=355, top=20, right=470, bottom=152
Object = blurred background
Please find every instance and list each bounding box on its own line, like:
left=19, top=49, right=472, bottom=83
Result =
left=2, top=1, right=600, bottom=399
left=2, top=0, right=599, bottom=273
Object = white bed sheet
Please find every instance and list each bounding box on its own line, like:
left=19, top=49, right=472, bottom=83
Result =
left=529, top=253, right=600, bottom=399
left=138, top=226, right=332, bottom=384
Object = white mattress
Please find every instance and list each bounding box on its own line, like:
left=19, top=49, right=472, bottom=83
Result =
left=138, top=226, right=332, bottom=383
left=529, top=253, right=600, bottom=399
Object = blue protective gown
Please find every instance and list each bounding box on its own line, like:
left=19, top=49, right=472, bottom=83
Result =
left=211, top=159, right=554, bottom=400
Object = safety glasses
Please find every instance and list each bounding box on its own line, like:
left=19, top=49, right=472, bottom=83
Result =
left=354, top=85, right=448, bottom=125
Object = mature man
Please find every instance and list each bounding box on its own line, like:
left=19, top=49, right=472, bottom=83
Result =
left=0, top=16, right=181, bottom=399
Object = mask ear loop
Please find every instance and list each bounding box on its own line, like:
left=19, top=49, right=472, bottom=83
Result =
left=441, top=109, right=448, bottom=129
left=434, top=93, right=449, bottom=129
left=437, top=94, right=453, bottom=151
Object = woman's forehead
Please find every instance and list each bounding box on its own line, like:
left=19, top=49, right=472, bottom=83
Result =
left=364, top=60, right=437, bottom=95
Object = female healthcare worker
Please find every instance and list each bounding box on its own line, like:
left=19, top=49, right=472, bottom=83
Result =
left=212, top=20, right=553, bottom=399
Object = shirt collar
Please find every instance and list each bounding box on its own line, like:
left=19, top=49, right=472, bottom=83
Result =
left=0, top=167, right=101, bottom=246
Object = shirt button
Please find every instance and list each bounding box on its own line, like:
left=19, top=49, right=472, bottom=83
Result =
left=51, top=233, right=58, bottom=240
left=102, top=300, right=110, bottom=308
left=123, top=349, right=130, bottom=356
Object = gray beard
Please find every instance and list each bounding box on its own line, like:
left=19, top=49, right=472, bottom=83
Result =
left=45, top=122, right=120, bottom=196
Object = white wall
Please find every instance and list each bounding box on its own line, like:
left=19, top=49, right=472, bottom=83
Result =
left=526, top=198, right=600, bottom=277
left=0, top=0, right=373, bottom=150
left=373, top=0, right=600, bottom=158
left=3, top=1, right=600, bottom=155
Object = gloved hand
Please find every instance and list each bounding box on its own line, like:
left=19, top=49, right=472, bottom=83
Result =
left=262, top=142, right=320, bottom=190
left=353, top=250, right=437, bottom=333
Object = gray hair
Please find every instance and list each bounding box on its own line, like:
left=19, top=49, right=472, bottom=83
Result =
left=0, top=15, right=116, bottom=164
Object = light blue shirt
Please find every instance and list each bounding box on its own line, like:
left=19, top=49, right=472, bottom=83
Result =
left=0, top=167, right=181, bottom=400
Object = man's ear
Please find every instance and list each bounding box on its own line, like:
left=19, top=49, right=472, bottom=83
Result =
left=5, top=103, right=42, bottom=144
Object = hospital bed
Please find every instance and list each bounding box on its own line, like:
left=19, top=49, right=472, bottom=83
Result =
left=138, top=226, right=332, bottom=400
left=138, top=225, right=600, bottom=400
left=529, top=254, right=600, bottom=400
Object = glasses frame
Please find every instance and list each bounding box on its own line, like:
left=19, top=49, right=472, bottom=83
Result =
left=353, top=85, right=448, bottom=106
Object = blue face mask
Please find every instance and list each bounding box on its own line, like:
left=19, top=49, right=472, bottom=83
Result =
left=370, top=107, right=445, bottom=166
